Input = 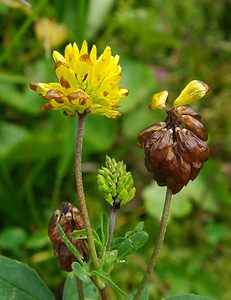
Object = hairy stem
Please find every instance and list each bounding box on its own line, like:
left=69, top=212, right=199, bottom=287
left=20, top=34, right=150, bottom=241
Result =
left=106, top=205, right=117, bottom=251
left=133, top=188, right=172, bottom=300
left=76, top=279, right=84, bottom=300
left=75, top=113, right=99, bottom=269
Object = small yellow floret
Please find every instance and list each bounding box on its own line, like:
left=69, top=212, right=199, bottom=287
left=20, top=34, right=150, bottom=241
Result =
left=173, top=80, right=208, bottom=108
left=149, top=90, right=168, bottom=110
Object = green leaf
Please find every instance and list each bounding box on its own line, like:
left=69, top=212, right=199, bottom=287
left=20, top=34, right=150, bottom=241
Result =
left=110, top=237, right=124, bottom=250
left=72, top=229, right=87, bottom=240
left=164, top=295, right=216, bottom=300
left=0, top=122, right=30, bottom=159
left=125, top=222, right=144, bottom=238
left=0, top=83, right=41, bottom=115
left=119, top=58, right=154, bottom=114
left=72, top=262, right=91, bottom=283
left=122, top=103, right=164, bottom=140
left=86, top=0, right=116, bottom=39
left=204, top=222, right=229, bottom=246
left=56, top=224, right=85, bottom=265
left=63, top=272, right=99, bottom=300
left=0, top=256, right=55, bottom=300
left=0, top=227, right=27, bottom=250
left=92, top=229, right=103, bottom=252
left=117, top=231, right=149, bottom=260
left=62, top=273, right=78, bottom=300
left=84, top=115, right=117, bottom=153
left=25, top=230, right=49, bottom=249
left=193, top=270, right=222, bottom=299
left=100, top=250, right=117, bottom=274
left=92, top=270, right=129, bottom=299
left=140, top=287, right=149, bottom=300
left=143, top=183, right=192, bottom=220
left=111, top=222, right=146, bottom=251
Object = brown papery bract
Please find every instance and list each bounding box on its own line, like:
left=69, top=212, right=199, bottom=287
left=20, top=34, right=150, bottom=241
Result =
left=138, top=106, right=210, bottom=194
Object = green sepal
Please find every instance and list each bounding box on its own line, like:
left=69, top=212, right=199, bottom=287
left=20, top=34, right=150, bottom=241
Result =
left=72, top=229, right=87, bottom=240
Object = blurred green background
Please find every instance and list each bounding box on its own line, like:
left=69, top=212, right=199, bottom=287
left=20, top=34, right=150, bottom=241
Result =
left=0, top=0, right=231, bottom=299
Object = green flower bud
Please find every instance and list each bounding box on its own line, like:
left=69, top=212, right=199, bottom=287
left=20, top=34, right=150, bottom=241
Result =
left=121, top=187, right=136, bottom=206
left=97, top=156, right=136, bottom=208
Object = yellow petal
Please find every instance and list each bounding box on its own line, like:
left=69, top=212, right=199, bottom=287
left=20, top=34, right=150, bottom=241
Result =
left=90, top=45, right=97, bottom=64
left=119, top=88, right=129, bottom=98
left=97, top=47, right=111, bottom=68
left=80, top=40, right=88, bottom=56
left=55, top=61, right=77, bottom=89
left=30, top=82, right=62, bottom=97
left=91, top=103, right=121, bottom=118
left=149, top=90, right=168, bottom=110
left=173, top=80, right=209, bottom=107
left=53, top=50, right=66, bottom=63
left=88, top=47, right=112, bottom=88
left=64, top=43, right=74, bottom=64
left=112, top=54, right=120, bottom=65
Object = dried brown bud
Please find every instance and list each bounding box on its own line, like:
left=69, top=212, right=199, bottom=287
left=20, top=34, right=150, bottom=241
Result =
left=48, top=202, right=88, bottom=271
left=138, top=106, right=210, bottom=194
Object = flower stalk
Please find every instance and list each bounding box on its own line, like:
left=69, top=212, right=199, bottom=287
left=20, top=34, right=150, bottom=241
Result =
left=106, top=204, right=117, bottom=251
left=133, top=188, right=172, bottom=300
left=75, top=113, right=108, bottom=299
left=75, top=113, right=99, bottom=270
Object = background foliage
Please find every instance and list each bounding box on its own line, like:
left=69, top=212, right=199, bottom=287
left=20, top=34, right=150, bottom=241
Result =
left=0, top=0, right=231, bottom=299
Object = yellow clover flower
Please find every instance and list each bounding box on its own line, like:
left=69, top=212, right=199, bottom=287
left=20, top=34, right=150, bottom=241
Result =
left=30, top=41, right=128, bottom=118
left=150, top=80, right=208, bottom=110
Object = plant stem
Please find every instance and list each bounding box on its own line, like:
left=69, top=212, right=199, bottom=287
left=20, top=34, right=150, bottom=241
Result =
left=106, top=205, right=117, bottom=251
left=133, top=188, right=172, bottom=300
left=77, top=279, right=84, bottom=300
left=91, top=276, right=109, bottom=300
left=99, top=287, right=108, bottom=300
left=75, top=113, right=99, bottom=270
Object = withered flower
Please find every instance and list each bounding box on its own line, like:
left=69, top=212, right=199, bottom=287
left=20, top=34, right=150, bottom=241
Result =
left=48, top=202, right=88, bottom=271
left=138, top=80, right=210, bottom=194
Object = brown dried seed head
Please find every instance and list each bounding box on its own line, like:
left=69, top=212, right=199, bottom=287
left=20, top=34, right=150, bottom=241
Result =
left=144, top=129, right=173, bottom=164
left=138, top=106, right=210, bottom=194
left=137, top=122, right=166, bottom=147
left=48, top=202, right=88, bottom=271
left=176, top=106, right=201, bottom=121
left=181, top=115, right=208, bottom=141
left=190, top=161, right=202, bottom=180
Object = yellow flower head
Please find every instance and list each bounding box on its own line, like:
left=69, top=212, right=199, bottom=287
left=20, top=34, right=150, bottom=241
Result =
left=149, top=80, right=209, bottom=110
left=30, top=41, right=128, bottom=118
